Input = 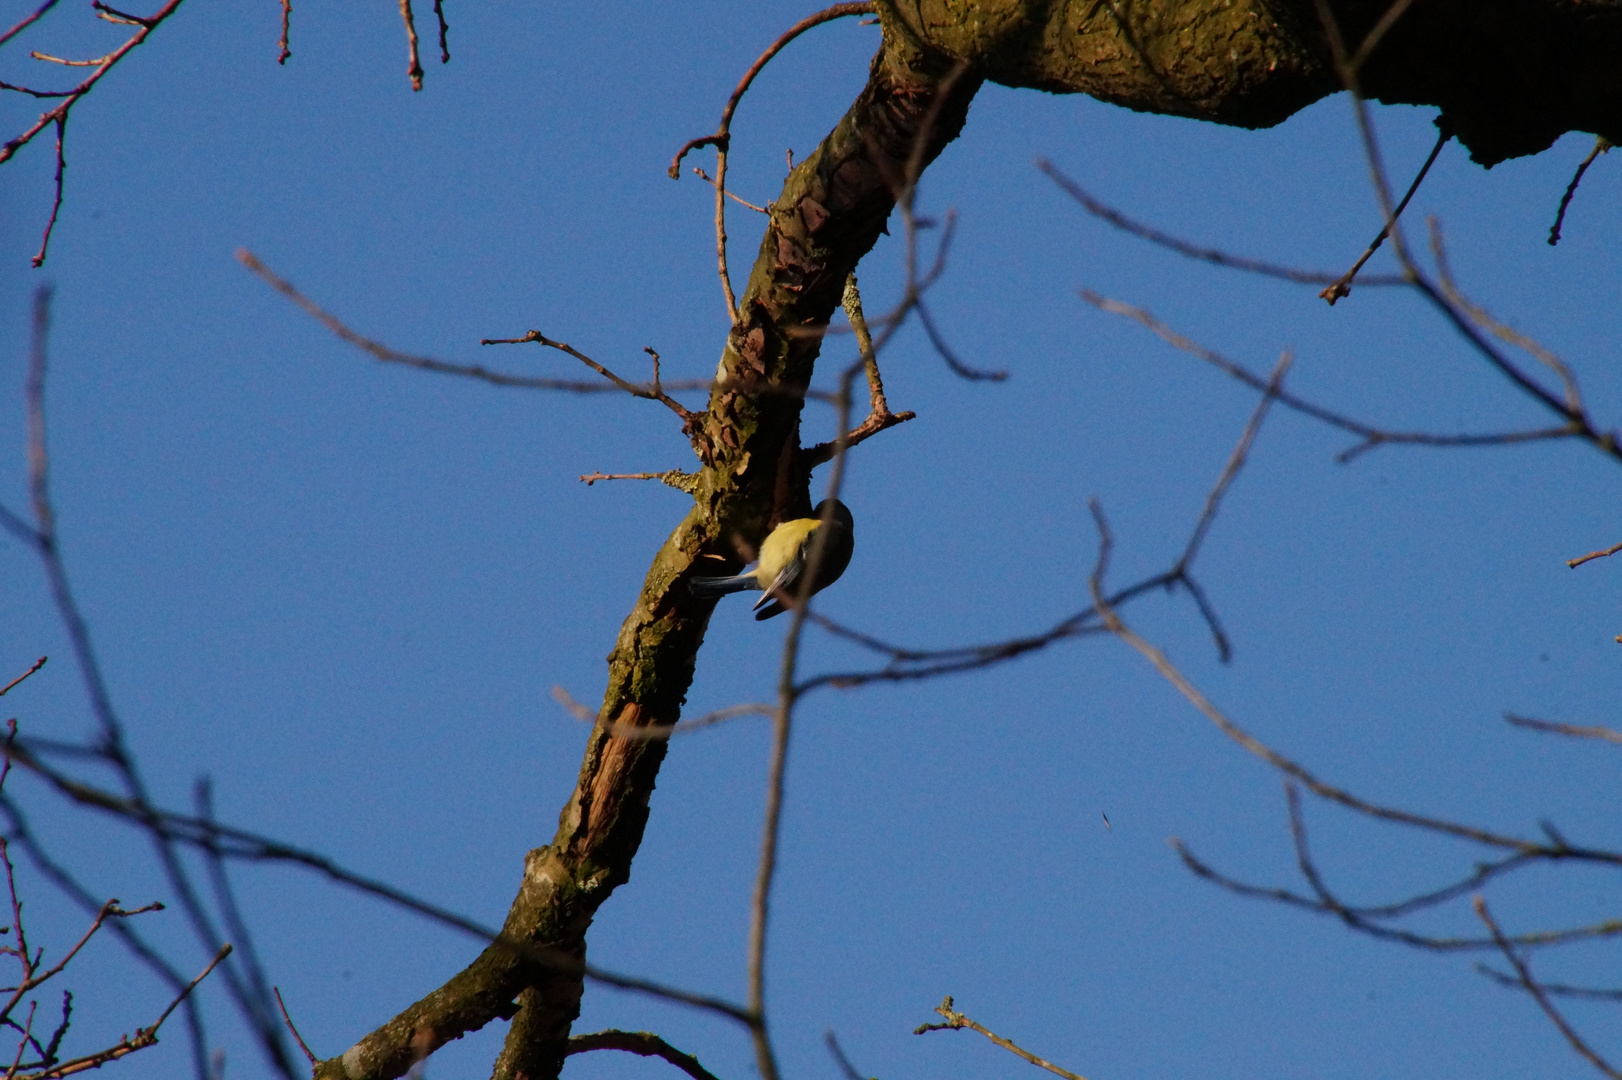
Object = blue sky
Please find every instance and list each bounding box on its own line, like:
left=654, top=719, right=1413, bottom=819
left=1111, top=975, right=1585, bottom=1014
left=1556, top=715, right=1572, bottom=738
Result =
left=2, top=4, right=1620, bottom=1080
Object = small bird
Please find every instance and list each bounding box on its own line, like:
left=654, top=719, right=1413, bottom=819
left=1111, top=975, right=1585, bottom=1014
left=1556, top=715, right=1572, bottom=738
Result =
left=689, top=499, right=854, bottom=620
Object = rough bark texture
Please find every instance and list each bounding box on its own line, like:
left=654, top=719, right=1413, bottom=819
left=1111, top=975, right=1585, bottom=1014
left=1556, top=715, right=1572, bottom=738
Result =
left=882, top=0, right=1622, bottom=164
left=313, top=4, right=1621, bottom=1079
left=310, top=28, right=981, bottom=1080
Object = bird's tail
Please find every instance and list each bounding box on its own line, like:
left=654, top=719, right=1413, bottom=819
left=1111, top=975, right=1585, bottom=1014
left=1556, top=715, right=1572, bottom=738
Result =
left=688, top=573, right=761, bottom=598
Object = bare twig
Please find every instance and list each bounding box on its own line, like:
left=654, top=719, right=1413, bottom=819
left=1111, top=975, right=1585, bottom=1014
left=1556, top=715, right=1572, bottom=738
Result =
left=1474, top=965, right=1622, bottom=1002
left=272, top=988, right=318, bottom=1065
left=691, top=167, right=767, bottom=213
left=3, top=743, right=755, bottom=1026
left=566, top=1030, right=721, bottom=1080
left=579, top=470, right=700, bottom=492
left=1428, top=218, right=1584, bottom=412
left=1346, top=0, right=1420, bottom=73
left=1474, top=898, right=1622, bottom=1079
left=1548, top=137, right=1611, bottom=247
left=276, top=0, right=290, bottom=63
left=30, top=118, right=66, bottom=267
left=397, top=0, right=423, bottom=90
left=1086, top=503, right=1622, bottom=863
left=1505, top=714, right=1622, bottom=746
left=552, top=686, right=771, bottom=741
left=0, top=0, right=60, bottom=49
left=21, top=945, right=231, bottom=1080
left=238, top=251, right=669, bottom=396
left=824, top=1032, right=866, bottom=1080
left=1177, top=354, right=1289, bottom=578
left=431, top=0, right=448, bottom=63
left=0, top=661, right=46, bottom=699
left=1039, top=160, right=1404, bottom=288
left=802, top=274, right=916, bottom=466
left=1, top=0, right=186, bottom=167
left=914, top=996, right=1089, bottom=1080
left=668, top=2, right=877, bottom=322
left=481, top=330, right=699, bottom=421
left=1320, top=120, right=1451, bottom=304
left=667, top=2, right=876, bottom=176
left=1082, top=292, right=1578, bottom=463
left=1565, top=542, right=1622, bottom=569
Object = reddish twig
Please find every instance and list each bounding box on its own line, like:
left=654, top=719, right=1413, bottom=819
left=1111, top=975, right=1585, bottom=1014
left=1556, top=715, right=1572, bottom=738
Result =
left=29, top=118, right=66, bottom=268
left=0, top=0, right=60, bottom=49
left=0, top=661, right=46, bottom=699
left=272, top=987, right=317, bottom=1065
left=397, top=0, right=422, bottom=90
left=276, top=0, right=290, bottom=63
left=1, top=0, right=185, bottom=166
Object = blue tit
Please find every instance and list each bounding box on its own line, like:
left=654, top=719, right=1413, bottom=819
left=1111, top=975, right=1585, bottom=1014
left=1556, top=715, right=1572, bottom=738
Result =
left=689, top=499, right=854, bottom=620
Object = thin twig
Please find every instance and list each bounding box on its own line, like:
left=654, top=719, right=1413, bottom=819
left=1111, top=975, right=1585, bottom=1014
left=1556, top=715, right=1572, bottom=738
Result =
left=482, top=330, right=698, bottom=421
left=1320, top=120, right=1451, bottom=304
left=824, top=1032, right=866, bottom=1080
left=552, top=686, right=771, bottom=741
left=1474, top=965, right=1622, bottom=1002
left=397, top=0, right=423, bottom=90
left=4, top=744, right=756, bottom=1026
left=1474, top=897, right=1622, bottom=1080
left=272, top=988, right=317, bottom=1065
left=667, top=2, right=877, bottom=323
left=667, top=2, right=876, bottom=177
left=1428, top=218, right=1584, bottom=412
left=1505, top=714, right=1622, bottom=746
left=30, top=117, right=66, bottom=268
left=238, top=251, right=666, bottom=396
left=22, top=945, right=229, bottom=1080
left=566, top=1030, right=721, bottom=1080
left=1086, top=504, right=1621, bottom=862
left=1549, top=137, right=1611, bottom=247
left=1346, top=0, right=1420, bottom=73
left=1, top=0, right=187, bottom=167
left=276, top=0, right=290, bottom=63
left=914, top=997, right=1089, bottom=1080
left=1082, top=292, right=1578, bottom=463
left=1038, top=160, right=1404, bottom=288
left=1177, top=354, right=1289, bottom=577
left=691, top=167, right=766, bottom=213
left=0, top=0, right=60, bottom=49
left=0, top=661, right=46, bottom=699
left=432, top=0, right=448, bottom=63
left=579, top=470, right=699, bottom=492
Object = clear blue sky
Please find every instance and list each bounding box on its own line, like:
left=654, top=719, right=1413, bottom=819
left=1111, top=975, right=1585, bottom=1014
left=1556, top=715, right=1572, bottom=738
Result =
left=2, top=4, right=1620, bottom=1080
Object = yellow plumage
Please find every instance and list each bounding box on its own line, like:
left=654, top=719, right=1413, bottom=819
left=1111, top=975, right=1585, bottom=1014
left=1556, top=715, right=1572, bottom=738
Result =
left=688, top=499, right=855, bottom=620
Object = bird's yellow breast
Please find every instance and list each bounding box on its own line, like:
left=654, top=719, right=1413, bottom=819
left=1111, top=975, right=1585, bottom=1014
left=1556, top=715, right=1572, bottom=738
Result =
left=754, top=517, right=821, bottom=587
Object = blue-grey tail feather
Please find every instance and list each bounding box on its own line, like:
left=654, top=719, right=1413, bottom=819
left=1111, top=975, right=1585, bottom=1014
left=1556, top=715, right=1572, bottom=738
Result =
left=689, top=573, right=761, bottom=598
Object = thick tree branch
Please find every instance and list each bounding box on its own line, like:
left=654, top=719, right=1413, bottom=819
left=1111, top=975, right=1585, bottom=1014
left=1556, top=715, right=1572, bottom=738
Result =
left=312, top=28, right=981, bottom=1080
left=878, top=0, right=1622, bottom=165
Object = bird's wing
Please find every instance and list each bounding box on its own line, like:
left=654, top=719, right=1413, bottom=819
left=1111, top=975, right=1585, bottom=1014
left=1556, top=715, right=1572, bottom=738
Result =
left=751, top=549, right=804, bottom=611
